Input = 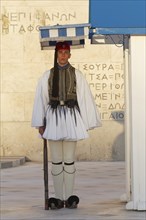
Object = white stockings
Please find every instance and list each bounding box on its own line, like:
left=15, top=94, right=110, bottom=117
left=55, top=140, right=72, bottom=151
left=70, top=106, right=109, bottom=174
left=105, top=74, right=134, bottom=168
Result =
left=49, top=140, right=76, bottom=201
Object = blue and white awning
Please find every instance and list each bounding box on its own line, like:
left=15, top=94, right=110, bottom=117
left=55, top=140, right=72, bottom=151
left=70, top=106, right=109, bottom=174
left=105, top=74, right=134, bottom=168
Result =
left=39, top=23, right=90, bottom=50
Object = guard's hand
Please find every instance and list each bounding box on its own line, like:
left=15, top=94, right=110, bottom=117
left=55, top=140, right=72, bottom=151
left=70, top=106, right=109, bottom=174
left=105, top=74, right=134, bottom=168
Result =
left=39, top=126, right=45, bottom=136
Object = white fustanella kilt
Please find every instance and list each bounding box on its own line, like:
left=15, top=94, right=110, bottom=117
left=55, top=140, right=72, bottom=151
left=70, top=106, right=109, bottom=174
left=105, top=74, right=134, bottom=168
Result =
left=43, top=105, right=89, bottom=141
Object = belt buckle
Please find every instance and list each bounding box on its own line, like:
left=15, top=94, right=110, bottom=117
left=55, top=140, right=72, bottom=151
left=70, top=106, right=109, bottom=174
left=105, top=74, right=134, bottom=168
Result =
left=60, top=100, right=65, bottom=106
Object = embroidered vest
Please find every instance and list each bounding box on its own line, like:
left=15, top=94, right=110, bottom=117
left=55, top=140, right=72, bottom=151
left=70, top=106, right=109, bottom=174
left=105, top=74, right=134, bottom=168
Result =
left=48, top=64, right=77, bottom=102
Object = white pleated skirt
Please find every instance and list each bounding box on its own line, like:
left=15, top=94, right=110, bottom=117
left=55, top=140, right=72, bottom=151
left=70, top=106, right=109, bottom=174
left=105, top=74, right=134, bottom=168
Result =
left=43, top=105, right=89, bottom=141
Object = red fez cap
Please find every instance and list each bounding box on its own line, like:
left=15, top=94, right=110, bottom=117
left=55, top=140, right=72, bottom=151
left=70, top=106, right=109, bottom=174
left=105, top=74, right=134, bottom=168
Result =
left=55, top=41, right=70, bottom=51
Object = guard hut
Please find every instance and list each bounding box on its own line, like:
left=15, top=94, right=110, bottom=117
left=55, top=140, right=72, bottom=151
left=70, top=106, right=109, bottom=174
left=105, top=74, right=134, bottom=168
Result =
left=89, top=0, right=146, bottom=211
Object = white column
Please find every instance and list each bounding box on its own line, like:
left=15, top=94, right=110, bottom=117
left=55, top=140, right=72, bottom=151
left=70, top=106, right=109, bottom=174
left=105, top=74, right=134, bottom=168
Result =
left=121, top=36, right=131, bottom=203
left=126, top=35, right=146, bottom=211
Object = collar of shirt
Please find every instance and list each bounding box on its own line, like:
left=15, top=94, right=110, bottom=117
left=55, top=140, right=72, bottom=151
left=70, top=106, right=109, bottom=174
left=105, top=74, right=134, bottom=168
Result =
left=58, top=63, right=70, bottom=70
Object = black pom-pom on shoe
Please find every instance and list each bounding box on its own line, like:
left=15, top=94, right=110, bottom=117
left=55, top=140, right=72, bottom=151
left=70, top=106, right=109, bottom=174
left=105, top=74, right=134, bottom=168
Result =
left=48, top=197, right=64, bottom=210
left=65, top=195, right=79, bottom=209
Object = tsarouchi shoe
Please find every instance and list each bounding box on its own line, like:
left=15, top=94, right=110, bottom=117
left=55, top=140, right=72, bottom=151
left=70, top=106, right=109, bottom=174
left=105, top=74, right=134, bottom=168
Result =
left=48, top=197, right=64, bottom=210
left=65, top=195, right=79, bottom=209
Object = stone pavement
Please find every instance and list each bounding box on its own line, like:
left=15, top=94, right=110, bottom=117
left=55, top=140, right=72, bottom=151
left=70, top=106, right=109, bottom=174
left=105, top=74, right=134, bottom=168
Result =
left=1, top=161, right=145, bottom=220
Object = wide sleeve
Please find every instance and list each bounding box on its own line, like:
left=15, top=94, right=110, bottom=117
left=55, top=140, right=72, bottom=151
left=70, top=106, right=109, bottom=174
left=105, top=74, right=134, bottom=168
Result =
left=76, top=70, right=102, bottom=130
left=31, top=71, right=49, bottom=128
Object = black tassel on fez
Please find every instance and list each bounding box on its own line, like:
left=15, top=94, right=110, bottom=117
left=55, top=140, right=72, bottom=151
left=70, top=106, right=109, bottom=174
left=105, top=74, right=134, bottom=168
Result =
left=52, top=49, right=59, bottom=97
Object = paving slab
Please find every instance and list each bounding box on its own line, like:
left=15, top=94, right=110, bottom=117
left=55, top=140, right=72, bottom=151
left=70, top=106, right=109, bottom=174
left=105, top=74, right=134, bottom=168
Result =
left=1, top=162, right=146, bottom=220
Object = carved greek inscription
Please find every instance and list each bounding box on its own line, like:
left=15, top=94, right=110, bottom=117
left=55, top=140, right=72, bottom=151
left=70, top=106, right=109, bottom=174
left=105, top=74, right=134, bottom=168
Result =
left=73, top=63, right=124, bottom=121
left=1, top=10, right=76, bottom=34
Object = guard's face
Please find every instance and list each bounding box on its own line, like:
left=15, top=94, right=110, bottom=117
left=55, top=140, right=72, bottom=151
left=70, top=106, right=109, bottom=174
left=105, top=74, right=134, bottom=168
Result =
left=57, top=49, right=71, bottom=66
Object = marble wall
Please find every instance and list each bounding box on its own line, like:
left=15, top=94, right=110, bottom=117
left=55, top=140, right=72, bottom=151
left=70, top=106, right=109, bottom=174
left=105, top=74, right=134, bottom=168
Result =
left=1, top=0, right=125, bottom=161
